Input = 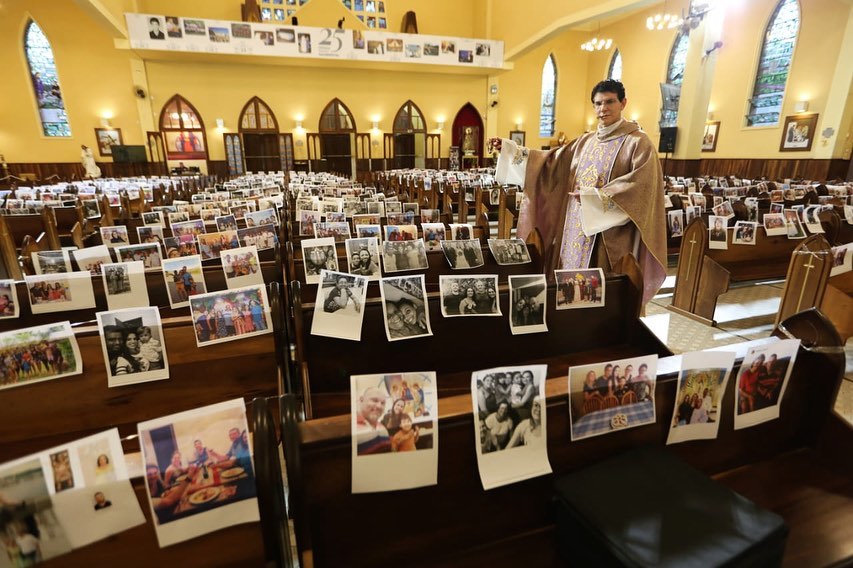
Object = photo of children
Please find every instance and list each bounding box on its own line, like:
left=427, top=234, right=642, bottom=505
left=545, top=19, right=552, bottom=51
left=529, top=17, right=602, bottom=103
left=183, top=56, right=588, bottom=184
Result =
left=0, top=280, right=19, bottom=319
left=96, top=307, right=169, bottom=388
left=161, top=255, right=206, bottom=309
left=667, top=351, right=735, bottom=445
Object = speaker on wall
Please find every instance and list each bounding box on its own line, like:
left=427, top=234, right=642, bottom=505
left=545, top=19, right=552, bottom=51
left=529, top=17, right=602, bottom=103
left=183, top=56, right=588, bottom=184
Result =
left=659, top=127, right=677, bottom=153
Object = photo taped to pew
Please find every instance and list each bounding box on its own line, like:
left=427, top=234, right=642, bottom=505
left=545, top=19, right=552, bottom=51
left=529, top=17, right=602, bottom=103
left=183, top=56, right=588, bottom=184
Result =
left=783, top=209, right=806, bottom=239
left=221, top=245, right=264, bottom=289
left=439, top=275, right=501, bottom=316
left=355, top=223, right=382, bottom=242
left=311, top=270, right=369, bottom=341
left=143, top=210, right=165, bottom=226
left=554, top=268, right=605, bottom=309
left=763, top=213, right=787, bottom=237
left=708, top=215, right=728, bottom=250
left=345, top=237, right=381, bottom=281
left=449, top=223, right=473, bottom=240
left=161, top=255, right=207, bottom=309
left=116, top=242, right=163, bottom=270
left=32, top=249, right=73, bottom=275
left=382, top=239, right=429, bottom=273
left=302, top=236, right=339, bottom=284
left=734, top=339, right=800, bottom=430
left=0, top=279, right=19, bottom=319
left=197, top=230, right=240, bottom=261
left=0, top=321, right=82, bottom=392
left=384, top=224, right=418, bottom=241
left=97, top=306, right=169, bottom=387
left=25, top=272, right=96, bottom=314
left=421, top=222, right=446, bottom=251
left=488, top=238, right=532, bottom=265
left=351, top=372, right=438, bottom=493
left=137, top=224, right=165, bottom=247
left=237, top=223, right=277, bottom=251
left=100, top=225, right=130, bottom=248
left=189, top=284, right=271, bottom=347
left=732, top=221, right=757, bottom=246
left=666, top=350, right=736, bottom=445
left=803, top=205, right=824, bottom=234
left=441, top=239, right=484, bottom=269
left=568, top=354, right=658, bottom=441
left=138, top=398, right=260, bottom=547
left=380, top=275, right=432, bottom=341
left=830, top=243, right=853, bottom=277
left=508, top=275, right=547, bottom=335
left=472, top=364, right=551, bottom=490
left=163, top=235, right=200, bottom=258
left=72, top=245, right=111, bottom=276
left=102, top=261, right=149, bottom=311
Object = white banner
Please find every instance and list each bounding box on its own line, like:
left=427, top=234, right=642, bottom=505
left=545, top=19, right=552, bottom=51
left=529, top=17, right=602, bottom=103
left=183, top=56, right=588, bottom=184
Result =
left=126, top=13, right=504, bottom=69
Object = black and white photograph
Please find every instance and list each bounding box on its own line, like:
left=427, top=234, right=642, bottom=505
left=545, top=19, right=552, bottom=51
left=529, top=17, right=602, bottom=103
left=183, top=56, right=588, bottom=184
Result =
left=666, top=350, right=735, bottom=445
left=143, top=211, right=165, bottom=226
left=689, top=193, right=706, bottom=211
left=379, top=275, right=432, bottom=341
left=72, top=245, right=111, bottom=276
left=803, top=205, right=824, bottom=234
left=162, top=255, right=207, bottom=309
left=222, top=245, right=263, bottom=289
left=167, top=212, right=190, bottom=226
left=102, top=261, right=149, bottom=310
left=32, top=249, right=73, bottom=275
left=487, top=238, right=531, bottom=265
left=685, top=205, right=702, bottom=224
left=345, top=237, right=381, bottom=281
left=668, top=210, right=684, bottom=237
left=734, top=339, right=800, bottom=430
left=449, top=223, right=473, bottom=240
left=439, top=275, right=501, bottom=316
left=116, top=243, right=163, bottom=269
left=96, top=306, right=169, bottom=387
left=81, top=199, right=101, bottom=220
left=0, top=279, right=19, bottom=319
left=440, top=239, right=484, bottom=269
left=100, top=226, right=130, bottom=248
left=508, top=275, right=547, bottom=335
left=301, top=237, right=338, bottom=284
left=189, top=285, right=271, bottom=347
left=471, top=365, right=551, bottom=490
left=382, top=240, right=428, bottom=273
left=25, top=272, right=96, bottom=315
left=732, top=221, right=757, bottom=245
left=554, top=268, right=605, bottom=309
left=311, top=270, right=369, bottom=342
left=421, top=222, right=446, bottom=251
left=420, top=208, right=441, bottom=223
left=351, top=372, right=438, bottom=493
left=708, top=215, right=728, bottom=249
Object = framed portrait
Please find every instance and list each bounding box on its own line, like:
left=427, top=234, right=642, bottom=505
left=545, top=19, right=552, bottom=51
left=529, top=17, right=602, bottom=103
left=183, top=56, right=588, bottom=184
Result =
left=779, top=113, right=818, bottom=152
left=509, top=130, right=526, bottom=147
left=701, top=121, right=719, bottom=152
left=94, top=128, right=123, bottom=157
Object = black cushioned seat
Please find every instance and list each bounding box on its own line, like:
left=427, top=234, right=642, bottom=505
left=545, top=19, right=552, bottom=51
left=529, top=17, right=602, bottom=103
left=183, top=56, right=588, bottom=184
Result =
left=553, top=446, right=788, bottom=568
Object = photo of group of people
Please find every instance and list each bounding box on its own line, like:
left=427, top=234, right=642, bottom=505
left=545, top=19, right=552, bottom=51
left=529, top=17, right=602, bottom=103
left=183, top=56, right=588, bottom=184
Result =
left=162, top=256, right=206, bottom=309
left=471, top=365, right=551, bottom=490
left=351, top=372, right=437, bottom=493
left=732, top=221, right=757, bottom=245
left=487, top=238, right=531, bottom=265
left=508, top=275, right=547, bottom=334
left=138, top=399, right=259, bottom=546
left=382, top=240, right=428, bottom=272
left=734, top=339, right=799, bottom=429
left=24, top=273, right=96, bottom=315
left=0, top=322, right=81, bottom=392
left=379, top=275, right=432, bottom=341
left=555, top=268, right=605, bottom=309
left=189, top=285, right=271, bottom=347
left=441, top=240, right=484, bottom=269
left=422, top=223, right=446, bottom=251
left=568, top=355, right=658, bottom=441
left=301, top=237, right=338, bottom=284
left=0, top=280, right=19, bottom=320
left=72, top=245, right=111, bottom=276
left=101, top=262, right=148, bottom=310
left=32, top=250, right=71, bottom=275
left=221, top=246, right=263, bottom=288
left=667, top=351, right=735, bottom=445
left=237, top=224, right=276, bottom=251
left=439, top=275, right=501, bottom=316
left=311, top=271, right=368, bottom=342
left=99, top=226, right=129, bottom=248
left=116, top=243, right=163, bottom=269
left=197, top=231, right=240, bottom=261
left=313, top=221, right=350, bottom=242
left=96, top=307, right=169, bottom=387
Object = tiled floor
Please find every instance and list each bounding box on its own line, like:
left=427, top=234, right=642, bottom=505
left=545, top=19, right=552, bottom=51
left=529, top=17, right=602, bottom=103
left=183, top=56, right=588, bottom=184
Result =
left=642, top=266, right=853, bottom=426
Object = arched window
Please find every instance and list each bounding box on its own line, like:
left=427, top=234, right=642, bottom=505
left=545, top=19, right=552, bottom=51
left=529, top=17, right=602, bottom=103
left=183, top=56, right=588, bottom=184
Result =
left=24, top=20, right=71, bottom=137
left=159, top=95, right=207, bottom=160
left=393, top=100, right=426, bottom=133
left=239, top=96, right=278, bottom=132
left=747, top=0, right=800, bottom=127
left=319, top=98, right=356, bottom=133
left=539, top=54, right=557, bottom=138
left=660, top=32, right=690, bottom=128
left=607, top=49, right=622, bottom=81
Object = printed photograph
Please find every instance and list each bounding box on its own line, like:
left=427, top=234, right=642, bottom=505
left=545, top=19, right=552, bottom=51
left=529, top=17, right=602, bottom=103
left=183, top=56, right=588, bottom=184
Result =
left=138, top=399, right=258, bottom=546
left=441, top=240, right=484, bottom=269
left=189, top=285, right=271, bottom=347
left=508, top=275, right=547, bottom=335
left=100, top=261, right=148, bottom=311
left=708, top=215, right=728, bottom=249
left=137, top=225, right=165, bottom=246
left=667, top=351, right=735, bottom=445
left=668, top=210, right=684, bottom=237
left=237, top=224, right=277, bottom=251
left=215, top=214, right=237, bottom=232
left=313, top=221, right=350, bottom=242
left=311, top=271, right=368, bottom=342
left=0, top=459, right=73, bottom=564
left=99, top=226, right=130, bottom=248
left=345, top=237, right=381, bottom=280
left=170, top=219, right=206, bottom=239
left=803, top=205, right=824, bottom=234
left=356, top=224, right=381, bottom=241
left=197, top=230, right=240, bottom=261
left=712, top=200, right=735, bottom=219
left=352, top=213, right=380, bottom=227
left=732, top=221, right=757, bottom=245
left=487, top=238, right=531, bottom=265
left=689, top=192, right=707, bottom=211
left=163, top=236, right=200, bottom=258
left=735, top=339, right=799, bottom=429
left=299, top=209, right=321, bottom=236
left=0, top=280, right=19, bottom=319
left=143, top=211, right=164, bottom=226
left=168, top=212, right=190, bottom=226
left=25, top=275, right=77, bottom=311
left=97, top=307, right=169, bottom=387
left=783, top=209, right=806, bottom=239
left=384, top=225, right=417, bottom=241
left=685, top=205, right=701, bottom=225
left=161, top=255, right=206, bottom=309
left=244, top=208, right=278, bottom=228
left=568, top=355, right=658, bottom=441
left=449, top=223, right=473, bottom=240
left=116, top=243, right=163, bottom=269
left=421, top=208, right=441, bottom=223
left=301, top=237, right=339, bottom=284
left=0, top=321, right=82, bottom=392
left=763, top=213, right=786, bottom=236
left=382, top=240, right=428, bottom=273
left=49, top=450, right=75, bottom=493
left=380, top=275, right=431, bottom=341
left=81, top=199, right=100, bottom=220
left=32, top=250, right=72, bottom=275
left=554, top=268, right=605, bottom=309
left=439, top=275, right=501, bottom=316
left=422, top=223, right=446, bottom=251
left=222, top=246, right=263, bottom=289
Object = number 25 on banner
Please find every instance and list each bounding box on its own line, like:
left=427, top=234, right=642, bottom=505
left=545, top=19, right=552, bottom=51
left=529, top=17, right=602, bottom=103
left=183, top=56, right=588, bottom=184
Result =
left=319, top=28, right=345, bottom=55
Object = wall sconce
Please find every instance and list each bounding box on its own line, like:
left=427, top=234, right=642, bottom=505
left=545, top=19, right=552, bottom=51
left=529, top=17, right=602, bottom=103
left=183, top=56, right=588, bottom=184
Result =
left=294, top=120, right=303, bottom=129
left=215, top=118, right=225, bottom=129
left=707, top=111, right=715, bottom=121
left=515, top=122, right=523, bottom=130
left=100, top=117, right=112, bottom=128
left=436, top=121, right=445, bottom=130
left=794, top=100, right=809, bottom=113
left=371, top=121, right=379, bottom=130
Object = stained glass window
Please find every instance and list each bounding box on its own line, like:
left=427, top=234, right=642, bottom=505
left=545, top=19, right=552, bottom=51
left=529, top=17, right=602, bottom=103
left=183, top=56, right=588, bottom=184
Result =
left=539, top=54, right=557, bottom=138
left=159, top=95, right=207, bottom=159
left=319, top=99, right=356, bottom=132
left=240, top=97, right=279, bottom=131
left=660, top=32, right=690, bottom=128
left=747, top=0, right=799, bottom=127
left=24, top=20, right=71, bottom=137
left=393, top=101, right=426, bottom=132
left=608, top=49, right=622, bottom=81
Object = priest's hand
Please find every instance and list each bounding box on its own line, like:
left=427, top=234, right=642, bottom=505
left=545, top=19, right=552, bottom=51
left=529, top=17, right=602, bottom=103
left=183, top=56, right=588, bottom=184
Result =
left=489, top=137, right=502, bottom=152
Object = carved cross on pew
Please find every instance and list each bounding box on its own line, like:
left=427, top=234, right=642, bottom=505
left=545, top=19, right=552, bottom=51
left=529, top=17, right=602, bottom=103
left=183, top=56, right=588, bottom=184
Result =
left=795, top=253, right=817, bottom=313
left=774, top=235, right=833, bottom=327
left=685, top=235, right=698, bottom=282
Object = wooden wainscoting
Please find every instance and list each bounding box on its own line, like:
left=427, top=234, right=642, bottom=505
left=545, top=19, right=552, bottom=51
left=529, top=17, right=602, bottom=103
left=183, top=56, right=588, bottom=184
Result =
left=664, top=158, right=850, bottom=181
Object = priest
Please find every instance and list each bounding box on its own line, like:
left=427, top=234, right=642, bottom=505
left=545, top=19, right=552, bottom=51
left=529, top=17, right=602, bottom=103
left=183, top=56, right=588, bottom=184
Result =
left=493, top=80, right=666, bottom=305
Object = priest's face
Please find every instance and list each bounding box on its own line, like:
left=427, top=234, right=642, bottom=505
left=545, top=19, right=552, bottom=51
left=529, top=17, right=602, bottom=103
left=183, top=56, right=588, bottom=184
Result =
left=593, top=91, right=626, bottom=127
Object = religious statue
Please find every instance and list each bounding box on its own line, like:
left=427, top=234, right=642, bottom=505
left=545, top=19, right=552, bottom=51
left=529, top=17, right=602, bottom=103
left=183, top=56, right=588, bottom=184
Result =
left=462, top=127, right=476, bottom=155
left=80, top=145, right=101, bottom=179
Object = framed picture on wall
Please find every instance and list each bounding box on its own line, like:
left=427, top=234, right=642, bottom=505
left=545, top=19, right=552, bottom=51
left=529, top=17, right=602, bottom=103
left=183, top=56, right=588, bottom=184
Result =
left=95, top=128, right=123, bottom=156
left=779, top=113, right=818, bottom=152
left=701, top=121, right=719, bottom=152
left=509, top=130, right=525, bottom=147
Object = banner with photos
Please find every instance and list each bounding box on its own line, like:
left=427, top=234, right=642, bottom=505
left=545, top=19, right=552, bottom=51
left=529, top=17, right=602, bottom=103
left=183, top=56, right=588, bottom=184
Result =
left=126, top=14, right=504, bottom=69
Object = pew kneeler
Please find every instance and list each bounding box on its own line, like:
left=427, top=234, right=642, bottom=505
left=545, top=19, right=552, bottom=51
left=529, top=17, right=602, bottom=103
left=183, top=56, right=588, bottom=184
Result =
left=552, top=446, right=788, bottom=568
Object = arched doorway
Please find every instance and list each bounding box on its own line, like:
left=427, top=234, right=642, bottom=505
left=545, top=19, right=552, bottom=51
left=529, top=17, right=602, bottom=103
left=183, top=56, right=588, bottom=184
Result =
left=392, top=100, right=426, bottom=169
left=158, top=94, right=208, bottom=170
left=239, top=96, right=281, bottom=173
left=451, top=102, right=484, bottom=169
left=315, top=98, right=357, bottom=177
